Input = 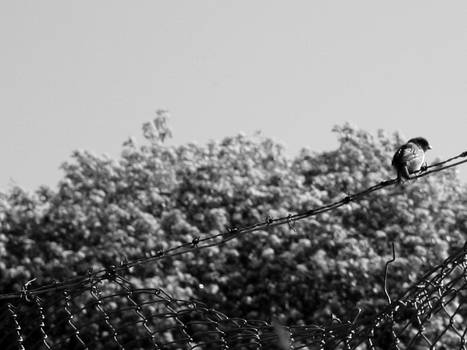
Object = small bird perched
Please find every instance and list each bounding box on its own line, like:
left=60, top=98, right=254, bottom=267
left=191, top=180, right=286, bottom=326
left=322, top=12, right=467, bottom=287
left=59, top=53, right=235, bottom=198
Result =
left=392, top=137, right=432, bottom=182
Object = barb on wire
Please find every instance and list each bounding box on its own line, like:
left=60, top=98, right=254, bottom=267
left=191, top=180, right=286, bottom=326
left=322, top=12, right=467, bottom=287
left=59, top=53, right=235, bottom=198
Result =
left=20, top=278, right=37, bottom=303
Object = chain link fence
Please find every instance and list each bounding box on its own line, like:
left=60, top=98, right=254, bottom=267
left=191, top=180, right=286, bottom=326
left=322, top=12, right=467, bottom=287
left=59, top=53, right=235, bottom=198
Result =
left=1, top=242, right=467, bottom=350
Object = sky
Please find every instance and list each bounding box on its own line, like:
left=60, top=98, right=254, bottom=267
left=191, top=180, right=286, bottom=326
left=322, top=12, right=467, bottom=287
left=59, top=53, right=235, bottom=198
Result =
left=1, top=1, right=467, bottom=191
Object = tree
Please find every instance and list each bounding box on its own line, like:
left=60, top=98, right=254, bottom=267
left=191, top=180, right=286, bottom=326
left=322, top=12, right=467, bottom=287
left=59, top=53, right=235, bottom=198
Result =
left=1, top=112, right=465, bottom=348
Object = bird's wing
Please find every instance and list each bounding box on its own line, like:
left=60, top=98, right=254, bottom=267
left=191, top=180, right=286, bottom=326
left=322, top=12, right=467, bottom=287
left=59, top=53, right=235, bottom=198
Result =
left=392, top=142, right=422, bottom=166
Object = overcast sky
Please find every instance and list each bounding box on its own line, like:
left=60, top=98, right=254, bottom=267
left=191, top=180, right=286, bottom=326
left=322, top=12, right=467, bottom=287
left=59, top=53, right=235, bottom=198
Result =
left=1, top=1, right=466, bottom=191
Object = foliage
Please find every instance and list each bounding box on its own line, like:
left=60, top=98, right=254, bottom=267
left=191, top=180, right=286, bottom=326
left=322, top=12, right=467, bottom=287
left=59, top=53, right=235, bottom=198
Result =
left=1, top=111, right=466, bottom=348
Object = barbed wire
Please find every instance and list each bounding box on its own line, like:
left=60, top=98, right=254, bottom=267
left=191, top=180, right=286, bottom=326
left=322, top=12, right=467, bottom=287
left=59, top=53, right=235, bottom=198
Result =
left=1, top=150, right=467, bottom=349
left=1, top=150, right=466, bottom=301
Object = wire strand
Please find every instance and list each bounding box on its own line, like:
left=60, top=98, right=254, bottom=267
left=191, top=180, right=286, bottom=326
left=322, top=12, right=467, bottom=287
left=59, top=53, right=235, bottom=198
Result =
left=0, top=150, right=466, bottom=301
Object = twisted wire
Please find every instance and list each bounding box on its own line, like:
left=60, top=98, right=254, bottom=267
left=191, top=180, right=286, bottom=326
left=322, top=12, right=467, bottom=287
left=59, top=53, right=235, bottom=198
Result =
left=1, top=151, right=466, bottom=302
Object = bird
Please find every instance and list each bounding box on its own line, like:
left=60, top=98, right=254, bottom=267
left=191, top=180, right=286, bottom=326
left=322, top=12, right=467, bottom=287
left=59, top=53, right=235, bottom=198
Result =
left=392, top=137, right=432, bottom=182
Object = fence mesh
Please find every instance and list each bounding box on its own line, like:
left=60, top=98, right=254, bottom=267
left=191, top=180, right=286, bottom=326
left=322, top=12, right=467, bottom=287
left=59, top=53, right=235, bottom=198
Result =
left=2, top=244, right=467, bottom=349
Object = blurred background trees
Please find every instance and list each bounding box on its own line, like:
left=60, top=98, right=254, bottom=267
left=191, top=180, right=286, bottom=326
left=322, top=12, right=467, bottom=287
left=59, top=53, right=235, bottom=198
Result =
left=1, top=112, right=465, bottom=346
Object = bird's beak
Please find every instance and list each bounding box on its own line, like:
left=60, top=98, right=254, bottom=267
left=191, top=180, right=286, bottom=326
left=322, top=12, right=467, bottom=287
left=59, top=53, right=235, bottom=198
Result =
left=427, top=145, right=433, bottom=150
